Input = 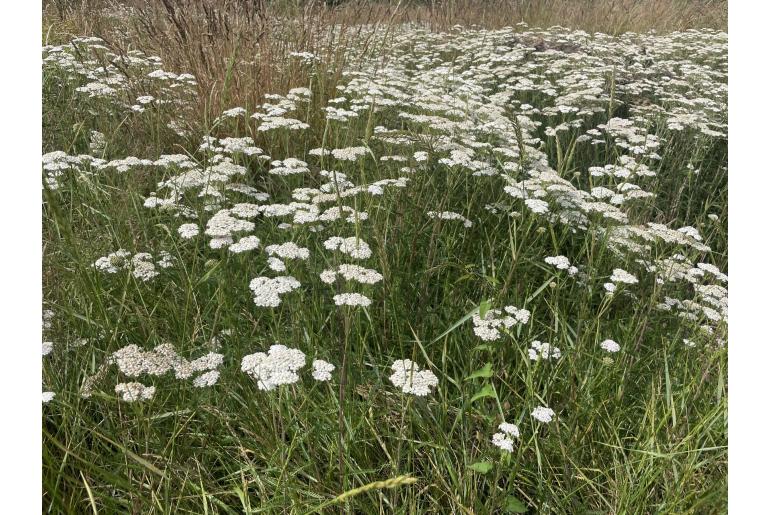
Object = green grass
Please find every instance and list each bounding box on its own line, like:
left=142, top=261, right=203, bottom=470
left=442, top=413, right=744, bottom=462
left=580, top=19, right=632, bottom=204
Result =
left=42, top=25, right=727, bottom=514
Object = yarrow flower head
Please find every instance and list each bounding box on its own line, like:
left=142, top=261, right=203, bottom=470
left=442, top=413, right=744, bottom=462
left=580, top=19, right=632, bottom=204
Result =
left=528, top=340, right=562, bottom=361
left=229, top=235, right=261, bottom=253
left=610, top=268, right=638, bottom=285
left=320, top=264, right=383, bottom=285
left=600, top=339, right=620, bottom=353
left=531, top=406, right=556, bottom=423
left=472, top=305, right=530, bottom=341
left=545, top=255, right=578, bottom=276
left=241, top=344, right=306, bottom=391
left=110, top=343, right=223, bottom=380
left=331, top=146, right=368, bottom=161
left=389, top=359, right=438, bottom=396
left=324, top=236, right=372, bottom=260
left=115, top=382, right=156, bottom=402
left=311, top=359, right=335, bottom=381
left=265, top=242, right=310, bottom=260
left=491, top=422, right=520, bottom=452
left=192, top=370, right=220, bottom=387
left=333, top=292, right=372, bottom=307
left=249, top=276, right=301, bottom=307
left=178, top=223, right=200, bottom=239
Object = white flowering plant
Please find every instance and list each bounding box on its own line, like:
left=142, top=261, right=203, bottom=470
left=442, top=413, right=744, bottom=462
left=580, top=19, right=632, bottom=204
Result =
left=42, top=15, right=727, bottom=514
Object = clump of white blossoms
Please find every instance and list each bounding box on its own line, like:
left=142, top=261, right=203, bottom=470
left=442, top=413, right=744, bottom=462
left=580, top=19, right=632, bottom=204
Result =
left=131, top=253, right=159, bottom=281
left=531, top=406, right=556, bottom=423
left=600, top=339, right=621, bottom=353
left=333, top=292, right=372, bottom=307
left=311, top=359, right=335, bottom=381
left=178, top=223, right=200, bottom=239
left=426, top=211, right=473, bottom=228
left=528, top=341, right=562, bottom=361
left=43, top=309, right=54, bottom=331
left=265, top=242, right=310, bottom=260
left=229, top=235, right=261, bottom=254
left=115, top=382, right=156, bottom=402
left=389, top=359, right=438, bottom=396
left=331, top=146, right=368, bottom=161
left=270, top=158, right=309, bottom=176
left=110, top=343, right=224, bottom=383
left=267, top=256, right=286, bottom=272
left=525, top=198, right=550, bottom=214
left=93, top=250, right=173, bottom=282
left=193, top=370, right=220, bottom=388
left=544, top=256, right=578, bottom=276
left=249, top=276, right=301, bottom=307
left=241, top=344, right=306, bottom=391
left=472, top=305, right=531, bottom=341
left=492, top=422, right=520, bottom=452
left=324, top=236, right=372, bottom=259
left=42, top=341, right=53, bottom=356
left=42, top=391, right=56, bottom=404
left=604, top=268, right=639, bottom=293
left=93, top=249, right=131, bottom=273
left=205, top=209, right=255, bottom=239
left=320, top=264, right=383, bottom=285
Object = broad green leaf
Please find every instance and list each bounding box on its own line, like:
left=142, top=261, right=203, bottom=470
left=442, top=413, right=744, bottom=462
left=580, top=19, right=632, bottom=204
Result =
left=468, top=461, right=493, bottom=474
left=465, top=363, right=494, bottom=381
left=479, top=298, right=492, bottom=319
left=503, top=495, right=527, bottom=513
left=470, top=384, right=496, bottom=403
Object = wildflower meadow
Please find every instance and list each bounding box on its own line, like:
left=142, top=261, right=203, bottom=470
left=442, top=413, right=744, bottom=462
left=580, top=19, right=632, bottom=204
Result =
left=40, top=1, right=728, bottom=512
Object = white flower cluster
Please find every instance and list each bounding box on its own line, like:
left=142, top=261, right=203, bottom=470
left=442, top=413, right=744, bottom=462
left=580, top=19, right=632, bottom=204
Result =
left=115, top=382, right=156, bottom=402
left=42, top=340, right=55, bottom=403
left=323, top=236, right=372, bottom=259
left=249, top=276, right=301, bottom=307
left=229, top=235, right=261, bottom=254
left=254, top=116, right=309, bottom=132
left=472, top=305, right=531, bottom=341
left=528, top=341, right=562, bottom=361
left=333, top=293, right=372, bottom=307
left=312, top=359, right=335, bottom=381
left=93, top=249, right=131, bottom=274
left=241, top=344, right=306, bottom=391
left=604, top=268, right=639, bottom=293
left=389, top=359, right=438, bottom=396
left=131, top=253, right=159, bottom=281
left=270, top=158, right=309, bottom=176
left=205, top=209, right=255, bottom=238
left=525, top=198, right=550, bottom=214
left=93, top=249, right=173, bottom=282
left=193, top=370, right=221, bottom=388
left=43, top=309, right=54, bottom=331
left=178, top=223, right=200, bottom=239
left=331, top=146, right=368, bottom=161
left=320, top=264, right=383, bottom=285
left=111, top=343, right=224, bottom=385
left=492, top=422, right=520, bottom=452
left=531, top=406, right=556, bottom=423
left=265, top=242, right=310, bottom=260
left=426, top=211, right=473, bottom=228
left=544, top=256, right=578, bottom=276
left=600, top=339, right=621, bottom=353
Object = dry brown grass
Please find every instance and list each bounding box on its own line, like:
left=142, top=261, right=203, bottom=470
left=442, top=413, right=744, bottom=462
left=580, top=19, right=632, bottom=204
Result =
left=42, top=0, right=727, bottom=125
